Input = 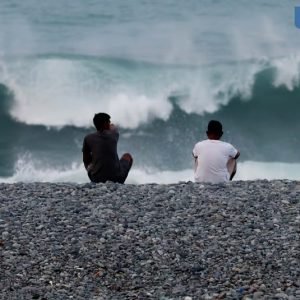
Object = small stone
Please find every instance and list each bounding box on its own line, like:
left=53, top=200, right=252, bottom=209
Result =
left=253, top=291, right=264, bottom=299
left=2, top=231, right=8, bottom=238
left=260, top=284, right=267, bottom=291
left=275, top=293, right=288, bottom=299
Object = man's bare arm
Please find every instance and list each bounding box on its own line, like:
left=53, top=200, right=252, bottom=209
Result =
left=193, top=153, right=198, bottom=171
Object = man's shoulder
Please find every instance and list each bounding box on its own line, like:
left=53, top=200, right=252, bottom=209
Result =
left=195, top=139, right=211, bottom=147
left=219, top=141, right=235, bottom=148
left=218, top=141, right=238, bottom=155
left=84, top=129, right=119, bottom=140
left=84, top=132, right=98, bottom=140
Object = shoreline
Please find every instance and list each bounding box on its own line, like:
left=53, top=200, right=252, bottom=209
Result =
left=1, top=180, right=300, bottom=299
left=1, top=161, right=300, bottom=185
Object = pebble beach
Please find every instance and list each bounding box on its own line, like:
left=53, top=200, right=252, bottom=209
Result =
left=1, top=180, right=300, bottom=300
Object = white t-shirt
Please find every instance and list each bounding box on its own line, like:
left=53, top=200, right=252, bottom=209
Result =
left=193, top=139, right=238, bottom=183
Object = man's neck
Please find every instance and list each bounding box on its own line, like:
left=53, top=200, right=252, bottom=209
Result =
left=207, top=135, right=221, bottom=140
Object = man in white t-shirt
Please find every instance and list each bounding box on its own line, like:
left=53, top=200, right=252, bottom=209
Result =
left=192, top=120, right=240, bottom=183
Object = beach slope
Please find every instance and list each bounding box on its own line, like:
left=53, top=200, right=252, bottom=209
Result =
left=0, top=181, right=300, bottom=299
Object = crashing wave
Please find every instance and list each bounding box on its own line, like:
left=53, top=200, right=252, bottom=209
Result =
left=0, top=54, right=300, bottom=129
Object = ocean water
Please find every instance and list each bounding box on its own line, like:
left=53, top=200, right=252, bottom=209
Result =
left=0, top=0, right=300, bottom=184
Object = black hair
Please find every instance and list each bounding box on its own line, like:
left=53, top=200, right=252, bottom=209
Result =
left=93, top=113, right=110, bottom=130
left=207, top=120, right=223, bottom=135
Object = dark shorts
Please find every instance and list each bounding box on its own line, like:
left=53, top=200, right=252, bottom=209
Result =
left=88, top=157, right=132, bottom=184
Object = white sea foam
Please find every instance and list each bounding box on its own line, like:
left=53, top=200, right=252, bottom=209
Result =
left=235, top=161, right=300, bottom=181
left=0, top=53, right=300, bottom=129
left=272, top=54, right=300, bottom=90
left=0, top=158, right=87, bottom=184
left=0, top=158, right=299, bottom=184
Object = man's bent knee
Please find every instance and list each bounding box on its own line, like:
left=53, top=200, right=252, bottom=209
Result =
left=121, top=153, right=133, bottom=163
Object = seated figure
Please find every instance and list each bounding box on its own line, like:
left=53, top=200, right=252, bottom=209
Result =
left=82, top=113, right=133, bottom=183
left=193, top=120, right=240, bottom=183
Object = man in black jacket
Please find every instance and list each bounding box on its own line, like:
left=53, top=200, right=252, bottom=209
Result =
left=82, top=113, right=133, bottom=183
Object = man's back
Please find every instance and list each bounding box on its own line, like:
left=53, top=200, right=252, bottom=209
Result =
left=193, top=139, right=238, bottom=183
left=82, top=128, right=121, bottom=181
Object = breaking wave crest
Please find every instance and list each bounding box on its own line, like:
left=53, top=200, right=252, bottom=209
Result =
left=0, top=53, right=300, bottom=129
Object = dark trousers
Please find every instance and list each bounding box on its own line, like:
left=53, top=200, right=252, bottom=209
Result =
left=88, top=157, right=132, bottom=184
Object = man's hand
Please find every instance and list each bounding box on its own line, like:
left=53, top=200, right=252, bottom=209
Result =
left=110, top=123, right=117, bottom=131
